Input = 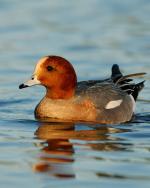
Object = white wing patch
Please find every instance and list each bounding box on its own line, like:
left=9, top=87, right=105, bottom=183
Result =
left=105, top=99, right=123, bottom=109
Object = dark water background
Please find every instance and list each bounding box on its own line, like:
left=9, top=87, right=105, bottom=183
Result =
left=0, top=0, right=150, bottom=188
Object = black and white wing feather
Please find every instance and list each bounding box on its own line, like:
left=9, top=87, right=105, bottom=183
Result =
left=111, top=64, right=146, bottom=101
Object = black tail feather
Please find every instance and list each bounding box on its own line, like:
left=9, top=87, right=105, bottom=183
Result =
left=132, top=81, right=145, bottom=101
left=111, top=64, right=122, bottom=82
left=111, top=64, right=145, bottom=101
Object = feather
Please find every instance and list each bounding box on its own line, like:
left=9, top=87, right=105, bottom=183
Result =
left=115, top=72, right=146, bottom=85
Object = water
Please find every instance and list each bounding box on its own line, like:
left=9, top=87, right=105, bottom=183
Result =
left=0, top=0, right=150, bottom=188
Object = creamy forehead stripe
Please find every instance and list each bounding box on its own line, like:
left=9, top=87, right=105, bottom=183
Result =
left=105, top=99, right=123, bottom=109
left=34, top=56, right=49, bottom=73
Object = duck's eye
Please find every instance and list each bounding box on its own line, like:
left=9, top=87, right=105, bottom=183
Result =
left=47, top=66, right=54, bottom=71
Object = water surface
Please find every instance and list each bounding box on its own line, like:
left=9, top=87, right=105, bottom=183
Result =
left=0, top=1, right=150, bottom=188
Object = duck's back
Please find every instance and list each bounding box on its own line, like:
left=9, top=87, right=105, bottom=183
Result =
left=76, top=80, right=134, bottom=124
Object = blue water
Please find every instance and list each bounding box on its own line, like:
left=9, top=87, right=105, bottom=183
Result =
left=0, top=1, right=150, bottom=188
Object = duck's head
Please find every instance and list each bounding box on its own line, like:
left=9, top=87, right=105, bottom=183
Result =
left=19, top=56, right=77, bottom=99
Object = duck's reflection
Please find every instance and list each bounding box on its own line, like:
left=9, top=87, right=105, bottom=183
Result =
left=33, top=122, right=131, bottom=179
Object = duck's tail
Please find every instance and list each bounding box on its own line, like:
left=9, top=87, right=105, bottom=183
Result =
left=111, top=64, right=146, bottom=101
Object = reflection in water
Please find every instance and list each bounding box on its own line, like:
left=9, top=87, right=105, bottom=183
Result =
left=33, top=122, right=131, bottom=179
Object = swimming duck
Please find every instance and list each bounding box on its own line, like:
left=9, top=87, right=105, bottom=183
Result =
left=19, top=56, right=145, bottom=124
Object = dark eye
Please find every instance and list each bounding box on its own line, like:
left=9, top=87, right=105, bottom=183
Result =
left=47, top=66, right=54, bottom=71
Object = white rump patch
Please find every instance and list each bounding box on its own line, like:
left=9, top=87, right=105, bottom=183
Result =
left=129, top=94, right=136, bottom=112
left=105, top=99, right=123, bottom=109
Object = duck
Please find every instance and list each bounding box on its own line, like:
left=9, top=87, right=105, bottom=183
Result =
left=19, top=56, right=145, bottom=124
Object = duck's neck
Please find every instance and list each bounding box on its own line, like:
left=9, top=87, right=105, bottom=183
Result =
left=46, top=87, right=75, bottom=100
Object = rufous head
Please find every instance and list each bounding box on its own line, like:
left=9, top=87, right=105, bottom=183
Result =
left=19, top=56, right=77, bottom=99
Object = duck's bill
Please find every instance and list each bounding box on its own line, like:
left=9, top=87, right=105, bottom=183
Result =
left=19, top=77, right=41, bottom=89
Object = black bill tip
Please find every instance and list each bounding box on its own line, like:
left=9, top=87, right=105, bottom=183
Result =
left=19, top=84, right=29, bottom=89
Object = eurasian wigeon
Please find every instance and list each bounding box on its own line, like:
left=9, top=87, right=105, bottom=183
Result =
left=19, top=56, right=145, bottom=124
